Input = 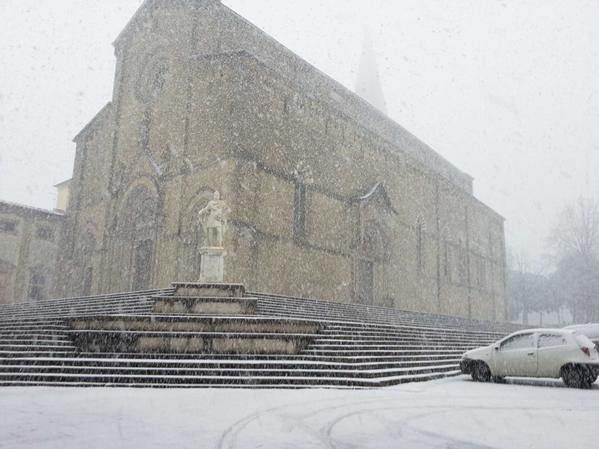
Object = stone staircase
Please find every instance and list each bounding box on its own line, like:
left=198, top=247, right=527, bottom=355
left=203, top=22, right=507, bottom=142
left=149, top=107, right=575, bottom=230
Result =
left=0, top=284, right=519, bottom=388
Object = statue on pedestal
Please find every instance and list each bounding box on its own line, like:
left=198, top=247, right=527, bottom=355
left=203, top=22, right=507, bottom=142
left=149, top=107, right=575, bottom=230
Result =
left=198, top=191, right=231, bottom=248
left=197, top=191, right=231, bottom=282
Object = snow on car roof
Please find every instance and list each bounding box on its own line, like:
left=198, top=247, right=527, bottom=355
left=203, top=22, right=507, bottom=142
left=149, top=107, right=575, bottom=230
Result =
left=564, top=324, right=599, bottom=338
left=510, top=328, right=572, bottom=335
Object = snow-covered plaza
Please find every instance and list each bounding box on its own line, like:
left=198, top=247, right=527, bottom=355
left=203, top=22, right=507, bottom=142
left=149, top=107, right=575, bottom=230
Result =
left=1, top=376, right=597, bottom=449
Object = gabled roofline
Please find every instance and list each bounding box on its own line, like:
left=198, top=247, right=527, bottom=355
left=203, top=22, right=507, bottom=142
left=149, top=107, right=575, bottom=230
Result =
left=72, top=102, right=112, bottom=143
left=351, top=182, right=398, bottom=215
left=113, top=1, right=223, bottom=49
left=216, top=4, right=474, bottom=192
left=53, top=179, right=71, bottom=189
left=113, top=0, right=154, bottom=49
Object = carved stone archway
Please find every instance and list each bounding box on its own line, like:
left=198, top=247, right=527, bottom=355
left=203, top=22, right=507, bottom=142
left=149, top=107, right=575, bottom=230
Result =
left=111, top=180, right=160, bottom=291
left=351, top=182, right=396, bottom=305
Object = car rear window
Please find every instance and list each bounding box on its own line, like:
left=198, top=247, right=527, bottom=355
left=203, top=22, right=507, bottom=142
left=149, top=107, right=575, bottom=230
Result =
left=538, top=334, right=567, bottom=348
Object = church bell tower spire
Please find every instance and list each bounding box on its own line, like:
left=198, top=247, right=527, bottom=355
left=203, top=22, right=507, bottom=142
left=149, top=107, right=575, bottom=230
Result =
left=355, top=28, right=387, bottom=115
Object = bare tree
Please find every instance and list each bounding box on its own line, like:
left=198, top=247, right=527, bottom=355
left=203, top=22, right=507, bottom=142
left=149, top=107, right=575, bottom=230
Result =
left=507, top=249, right=550, bottom=324
left=549, top=197, right=599, bottom=322
left=552, top=197, right=599, bottom=261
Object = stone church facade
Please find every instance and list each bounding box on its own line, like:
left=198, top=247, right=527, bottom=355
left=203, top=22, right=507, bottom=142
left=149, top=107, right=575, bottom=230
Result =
left=55, top=0, right=508, bottom=321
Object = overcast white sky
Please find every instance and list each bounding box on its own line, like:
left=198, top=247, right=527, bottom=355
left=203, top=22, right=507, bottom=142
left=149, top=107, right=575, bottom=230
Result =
left=1, top=0, right=598, bottom=272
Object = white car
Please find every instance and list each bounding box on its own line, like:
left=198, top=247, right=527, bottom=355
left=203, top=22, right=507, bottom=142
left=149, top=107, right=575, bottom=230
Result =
left=460, top=329, right=599, bottom=388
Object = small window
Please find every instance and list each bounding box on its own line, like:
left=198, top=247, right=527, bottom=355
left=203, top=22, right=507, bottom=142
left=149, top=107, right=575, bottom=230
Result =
left=500, top=333, right=535, bottom=350
left=283, top=97, right=289, bottom=113
left=458, top=244, right=467, bottom=285
left=538, top=334, right=567, bottom=348
left=443, top=241, right=449, bottom=277
left=416, top=221, right=424, bottom=273
left=477, top=258, right=486, bottom=289
left=293, top=183, right=307, bottom=240
left=36, top=226, right=54, bottom=241
left=82, top=267, right=93, bottom=296
left=0, top=220, right=17, bottom=234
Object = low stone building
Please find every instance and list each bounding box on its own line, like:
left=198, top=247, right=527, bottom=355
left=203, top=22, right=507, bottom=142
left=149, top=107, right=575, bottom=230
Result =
left=0, top=201, right=64, bottom=304
left=54, top=0, right=507, bottom=320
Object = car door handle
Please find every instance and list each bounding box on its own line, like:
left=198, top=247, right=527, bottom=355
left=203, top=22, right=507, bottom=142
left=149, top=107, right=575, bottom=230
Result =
left=527, top=352, right=534, bottom=356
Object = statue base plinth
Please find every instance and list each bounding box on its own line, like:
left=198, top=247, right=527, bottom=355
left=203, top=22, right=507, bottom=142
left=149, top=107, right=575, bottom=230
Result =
left=199, top=247, right=225, bottom=283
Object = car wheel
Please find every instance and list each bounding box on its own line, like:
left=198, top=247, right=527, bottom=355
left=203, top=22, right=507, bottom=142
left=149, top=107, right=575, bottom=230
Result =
left=471, top=361, right=491, bottom=382
left=561, top=364, right=593, bottom=389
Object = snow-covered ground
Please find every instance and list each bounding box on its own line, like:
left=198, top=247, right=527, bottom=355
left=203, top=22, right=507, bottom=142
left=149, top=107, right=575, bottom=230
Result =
left=1, top=376, right=597, bottom=449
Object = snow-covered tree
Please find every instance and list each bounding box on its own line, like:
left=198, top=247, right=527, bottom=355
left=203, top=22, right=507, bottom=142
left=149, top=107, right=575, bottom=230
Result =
left=549, top=197, right=599, bottom=322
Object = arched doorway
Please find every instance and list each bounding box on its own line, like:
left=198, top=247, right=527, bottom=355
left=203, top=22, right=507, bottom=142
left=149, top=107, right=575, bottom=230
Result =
left=352, top=182, right=396, bottom=305
left=355, top=221, right=386, bottom=305
left=112, top=182, right=159, bottom=291
left=133, top=239, right=154, bottom=290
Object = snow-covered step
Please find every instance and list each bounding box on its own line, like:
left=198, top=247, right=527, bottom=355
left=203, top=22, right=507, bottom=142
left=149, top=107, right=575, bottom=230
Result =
left=312, top=338, right=494, bottom=346
left=320, top=324, right=504, bottom=336
left=0, top=380, right=366, bottom=389
left=0, top=356, right=462, bottom=370
left=0, top=339, right=73, bottom=346
left=0, top=350, right=77, bottom=357
left=0, top=369, right=461, bottom=387
left=0, top=363, right=459, bottom=378
left=307, top=345, right=478, bottom=352
left=303, top=349, right=465, bottom=357
left=0, top=343, right=77, bottom=350
left=0, top=284, right=514, bottom=389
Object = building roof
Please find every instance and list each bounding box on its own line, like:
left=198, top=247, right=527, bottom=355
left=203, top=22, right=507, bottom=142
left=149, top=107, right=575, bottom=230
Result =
left=72, top=102, right=112, bottom=143
left=0, top=200, right=64, bottom=218
left=53, top=179, right=71, bottom=189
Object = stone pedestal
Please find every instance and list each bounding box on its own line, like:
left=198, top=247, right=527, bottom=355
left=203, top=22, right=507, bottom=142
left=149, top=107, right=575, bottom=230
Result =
left=199, top=247, right=225, bottom=282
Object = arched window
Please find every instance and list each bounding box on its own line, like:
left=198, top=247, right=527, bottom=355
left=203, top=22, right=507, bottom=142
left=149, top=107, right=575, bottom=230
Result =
left=293, top=162, right=313, bottom=241
left=135, top=53, right=170, bottom=104
left=360, top=220, right=386, bottom=260
left=293, top=183, right=307, bottom=240
left=77, top=227, right=98, bottom=296
left=416, top=219, right=424, bottom=273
